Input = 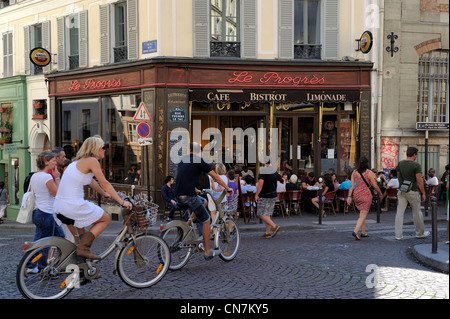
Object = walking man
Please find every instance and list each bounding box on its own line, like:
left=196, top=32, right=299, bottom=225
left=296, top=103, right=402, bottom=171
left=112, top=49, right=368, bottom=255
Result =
left=395, top=147, right=430, bottom=240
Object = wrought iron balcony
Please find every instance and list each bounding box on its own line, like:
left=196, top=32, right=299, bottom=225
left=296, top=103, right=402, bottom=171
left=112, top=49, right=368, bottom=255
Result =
left=294, top=44, right=322, bottom=59
left=210, top=41, right=241, bottom=58
left=68, top=55, right=79, bottom=70
left=114, top=46, right=128, bottom=63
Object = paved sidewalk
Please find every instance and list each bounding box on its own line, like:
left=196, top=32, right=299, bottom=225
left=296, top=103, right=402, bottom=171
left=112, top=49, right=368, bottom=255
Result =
left=1, top=203, right=448, bottom=273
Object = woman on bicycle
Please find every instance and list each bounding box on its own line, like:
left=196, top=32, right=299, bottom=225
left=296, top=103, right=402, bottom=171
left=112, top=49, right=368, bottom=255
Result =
left=54, top=135, right=132, bottom=259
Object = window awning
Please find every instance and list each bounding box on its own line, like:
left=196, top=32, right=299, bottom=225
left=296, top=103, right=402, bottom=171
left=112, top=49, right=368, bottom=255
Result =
left=190, top=89, right=361, bottom=104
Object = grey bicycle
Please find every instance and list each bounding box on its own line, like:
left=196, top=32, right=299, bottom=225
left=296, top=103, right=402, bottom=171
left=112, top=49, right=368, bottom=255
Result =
left=16, top=196, right=170, bottom=299
left=160, top=189, right=240, bottom=270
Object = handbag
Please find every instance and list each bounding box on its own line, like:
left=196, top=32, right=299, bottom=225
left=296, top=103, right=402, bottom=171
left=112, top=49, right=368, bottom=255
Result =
left=16, top=185, right=35, bottom=224
left=397, top=162, right=412, bottom=193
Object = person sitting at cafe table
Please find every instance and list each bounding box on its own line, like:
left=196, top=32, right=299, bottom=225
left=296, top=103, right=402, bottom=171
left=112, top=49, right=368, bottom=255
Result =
left=312, top=173, right=335, bottom=216
left=301, top=172, right=319, bottom=212
left=380, top=169, right=399, bottom=212
left=286, top=174, right=301, bottom=191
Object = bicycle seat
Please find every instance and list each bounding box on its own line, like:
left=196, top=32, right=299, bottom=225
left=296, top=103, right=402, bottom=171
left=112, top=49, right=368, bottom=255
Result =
left=56, top=213, right=75, bottom=226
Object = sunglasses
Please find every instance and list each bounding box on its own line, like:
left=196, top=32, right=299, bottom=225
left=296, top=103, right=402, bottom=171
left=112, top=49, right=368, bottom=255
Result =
left=101, top=146, right=106, bottom=150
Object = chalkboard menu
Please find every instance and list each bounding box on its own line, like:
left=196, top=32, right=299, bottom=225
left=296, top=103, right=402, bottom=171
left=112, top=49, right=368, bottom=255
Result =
left=166, top=130, right=189, bottom=180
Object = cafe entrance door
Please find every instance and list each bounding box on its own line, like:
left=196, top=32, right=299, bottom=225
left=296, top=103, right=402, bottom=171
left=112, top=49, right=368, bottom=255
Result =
left=277, top=115, right=318, bottom=177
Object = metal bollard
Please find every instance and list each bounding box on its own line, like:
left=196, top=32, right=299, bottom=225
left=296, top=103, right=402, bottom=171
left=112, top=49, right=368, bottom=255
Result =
left=318, top=187, right=323, bottom=225
left=376, top=192, right=381, bottom=223
left=425, top=184, right=429, bottom=217
left=431, top=196, right=438, bottom=254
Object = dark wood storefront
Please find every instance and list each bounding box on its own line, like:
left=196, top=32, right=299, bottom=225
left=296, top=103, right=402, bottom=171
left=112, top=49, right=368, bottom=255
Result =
left=46, top=58, right=373, bottom=207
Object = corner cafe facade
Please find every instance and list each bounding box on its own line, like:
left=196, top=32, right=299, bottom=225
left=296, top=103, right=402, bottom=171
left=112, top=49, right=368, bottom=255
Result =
left=46, top=58, right=372, bottom=205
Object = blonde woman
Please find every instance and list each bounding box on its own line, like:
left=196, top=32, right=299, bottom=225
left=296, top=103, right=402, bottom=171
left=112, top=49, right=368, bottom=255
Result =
left=54, top=136, right=132, bottom=259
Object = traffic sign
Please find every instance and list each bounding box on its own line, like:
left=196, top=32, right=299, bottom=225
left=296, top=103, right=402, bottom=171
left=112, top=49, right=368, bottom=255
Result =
left=416, top=122, right=449, bottom=131
left=133, top=102, right=152, bottom=121
left=138, top=137, right=153, bottom=146
left=136, top=122, right=150, bottom=138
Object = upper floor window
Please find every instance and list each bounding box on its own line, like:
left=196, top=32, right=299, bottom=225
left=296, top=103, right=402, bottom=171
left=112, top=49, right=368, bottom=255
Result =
left=100, top=0, right=139, bottom=64
left=417, top=50, right=449, bottom=123
left=294, top=0, right=321, bottom=59
left=57, top=11, right=88, bottom=71
left=24, top=21, right=51, bottom=75
left=1, top=31, right=13, bottom=77
left=210, top=0, right=240, bottom=57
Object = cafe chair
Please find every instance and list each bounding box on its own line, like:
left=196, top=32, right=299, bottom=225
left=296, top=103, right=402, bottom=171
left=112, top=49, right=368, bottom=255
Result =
left=274, top=192, right=287, bottom=217
left=241, top=191, right=256, bottom=223
left=322, top=190, right=337, bottom=216
left=385, top=188, right=398, bottom=210
left=286, top=190, right=302, bottom=216
left=336, top=189, right=356, bottom=215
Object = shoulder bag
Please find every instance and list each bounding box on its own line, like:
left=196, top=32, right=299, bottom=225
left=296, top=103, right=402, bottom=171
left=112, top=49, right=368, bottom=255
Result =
left=16, top=184, right=35, bottom=224
left=397, top=162, right=413, bottom=193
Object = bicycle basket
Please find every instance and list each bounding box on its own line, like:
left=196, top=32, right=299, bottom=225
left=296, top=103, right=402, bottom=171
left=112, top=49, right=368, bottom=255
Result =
left=133, top=202, right=159, bottom=228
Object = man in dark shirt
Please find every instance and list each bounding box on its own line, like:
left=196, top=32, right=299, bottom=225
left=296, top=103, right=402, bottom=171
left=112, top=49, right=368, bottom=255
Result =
left=161, top=175, right=179, bottom=221
left=175, top=142, right=233, bottom=260
left=301, top=172, right=319, bottom=212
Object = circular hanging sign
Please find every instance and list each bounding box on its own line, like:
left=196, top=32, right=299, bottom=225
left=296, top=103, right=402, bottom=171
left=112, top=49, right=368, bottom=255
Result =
left=359, top=31, right=373, bottom=54
left=29, top=47, right=51, bottom=67
left=136, top=122, right=151, bottom=138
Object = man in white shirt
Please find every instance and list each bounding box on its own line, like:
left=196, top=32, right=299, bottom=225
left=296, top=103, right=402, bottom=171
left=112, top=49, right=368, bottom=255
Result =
left=381, top=169, right=399, bottom=211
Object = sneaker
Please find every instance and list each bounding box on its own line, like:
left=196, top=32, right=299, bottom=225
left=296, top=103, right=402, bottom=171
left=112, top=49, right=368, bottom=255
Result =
left=165, top=217, right=172, bottom=222
left=395, top=236, right=403, bottom=240
left=416, top=231, right=430, bottom=239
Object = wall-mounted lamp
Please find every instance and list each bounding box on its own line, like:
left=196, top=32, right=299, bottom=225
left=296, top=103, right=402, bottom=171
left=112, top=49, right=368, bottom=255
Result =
left=386, top=32, right=399, bottom=57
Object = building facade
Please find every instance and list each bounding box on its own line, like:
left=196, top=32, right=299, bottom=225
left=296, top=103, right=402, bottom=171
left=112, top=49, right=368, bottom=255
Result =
left=1, top=0, right=382, bottom=217
left=379, top=0, right=449, bottom=177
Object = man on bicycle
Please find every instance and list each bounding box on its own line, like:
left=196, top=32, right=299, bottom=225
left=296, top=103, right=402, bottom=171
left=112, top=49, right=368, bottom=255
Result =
left=175, top=142, right=233, bottom=260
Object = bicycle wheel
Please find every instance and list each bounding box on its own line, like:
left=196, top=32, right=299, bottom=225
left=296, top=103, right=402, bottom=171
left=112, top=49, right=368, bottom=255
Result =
left=116, top=233, right=170, bottom=288
left=161, top=226, right=193, bottom=270
left=216, top=218, right=240, bottom=261
left=16, top=244, right=76, bottom=299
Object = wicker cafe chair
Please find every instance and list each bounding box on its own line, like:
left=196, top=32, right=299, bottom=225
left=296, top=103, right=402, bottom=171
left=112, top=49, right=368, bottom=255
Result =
left=241, top=191, right=256, bottom=223
left=336, top=189, right=356, bottom=215
left=286, top=190, right=302, bottom=216
left=322, top=190, right=337, bottom=216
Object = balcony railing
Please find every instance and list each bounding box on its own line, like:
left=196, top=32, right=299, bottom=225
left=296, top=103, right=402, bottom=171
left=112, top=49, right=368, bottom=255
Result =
left=210, top=41, right=241, bottom=58
left=294, top=44, right=322, bottom=59
left=114, top=46, right=128, bottom=63
left=68, top=55, right=79, bottom=70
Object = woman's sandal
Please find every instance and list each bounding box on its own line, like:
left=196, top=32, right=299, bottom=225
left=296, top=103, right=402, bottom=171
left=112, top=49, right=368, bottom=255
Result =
left=361, top=233, right=369, bottom=238
left=352, top=232, right=360, bottom=240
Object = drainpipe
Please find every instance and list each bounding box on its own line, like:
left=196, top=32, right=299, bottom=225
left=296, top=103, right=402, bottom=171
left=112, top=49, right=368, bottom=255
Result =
left=376, top=0, right=385, bottom=170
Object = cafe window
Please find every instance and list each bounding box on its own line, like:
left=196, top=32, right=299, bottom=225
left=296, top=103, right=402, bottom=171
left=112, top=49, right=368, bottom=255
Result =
left=60, top=93, right=142, bottom=184
left=338, top=115, right=357, bottom=174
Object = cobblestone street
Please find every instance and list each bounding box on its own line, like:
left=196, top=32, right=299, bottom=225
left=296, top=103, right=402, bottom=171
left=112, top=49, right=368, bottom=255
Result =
left=1, top=217, right=448, bottom=301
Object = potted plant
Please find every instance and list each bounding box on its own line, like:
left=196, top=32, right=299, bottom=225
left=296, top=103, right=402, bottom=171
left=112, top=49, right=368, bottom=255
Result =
left=33, top=101, right=45, bottom=108
left=0, top=137, right=10, bottom=145
left=32, top=114, right=47, bottom=119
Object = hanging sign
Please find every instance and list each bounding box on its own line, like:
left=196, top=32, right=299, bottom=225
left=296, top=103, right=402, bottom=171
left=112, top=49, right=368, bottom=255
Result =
left=133, top=102, right=152, bottom=121
left=29, top=47, right=51, bottom=67
left=359, top=31, right=373, bottom=54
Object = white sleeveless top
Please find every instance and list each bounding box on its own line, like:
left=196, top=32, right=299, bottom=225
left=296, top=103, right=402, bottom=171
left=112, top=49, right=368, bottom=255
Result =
left=54, top=160, right=104, bottom=228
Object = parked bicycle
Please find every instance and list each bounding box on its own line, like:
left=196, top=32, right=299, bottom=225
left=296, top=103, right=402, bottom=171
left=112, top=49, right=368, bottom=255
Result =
left=16, top=196, right=170, bottom=299
left=160, top=189, right=240, bottom=270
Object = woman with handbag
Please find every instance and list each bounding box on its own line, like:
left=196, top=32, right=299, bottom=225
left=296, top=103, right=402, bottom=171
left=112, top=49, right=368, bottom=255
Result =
left=347, top=156, right=382, bottom=240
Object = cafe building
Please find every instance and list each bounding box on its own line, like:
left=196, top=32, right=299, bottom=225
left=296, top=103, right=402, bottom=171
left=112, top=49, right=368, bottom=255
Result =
left=45, top=57, right=372, bottom=206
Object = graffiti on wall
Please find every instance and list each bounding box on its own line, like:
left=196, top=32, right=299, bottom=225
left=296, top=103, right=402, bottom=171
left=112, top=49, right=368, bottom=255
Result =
left=381, top=138, right=398, bottom=170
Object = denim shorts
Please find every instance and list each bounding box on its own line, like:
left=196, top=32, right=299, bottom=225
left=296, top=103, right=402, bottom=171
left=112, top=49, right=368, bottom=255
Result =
left=177, top=195, right=210, bottom=223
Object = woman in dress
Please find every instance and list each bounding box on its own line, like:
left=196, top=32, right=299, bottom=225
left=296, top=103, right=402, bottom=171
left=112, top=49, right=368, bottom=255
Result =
left=54, top=136, right=132, bottom=259
left=347, top=156, right=382, bottom=240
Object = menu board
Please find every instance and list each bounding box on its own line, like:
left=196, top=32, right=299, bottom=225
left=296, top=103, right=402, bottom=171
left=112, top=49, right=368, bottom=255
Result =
left=166, top=130, right=189, bottom=180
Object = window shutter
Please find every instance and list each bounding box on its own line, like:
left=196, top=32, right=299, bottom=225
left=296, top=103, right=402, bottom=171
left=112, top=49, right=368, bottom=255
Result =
left=42, top=20, right=51, bottom=73
left=323, top=0, right=339, bottom=60
left=278, top=0, right=293, bottom=59
left=127, top=0, right=139, bottom=60
left=193, top=0, right=209, bottom=57
left=57, top=16, right=66, bottom=71
left=100, top=4, right=110, bottom=64
left=78, top=10, right=88, bottom=68
left=242, top=0, right=257, bottom=59
left=24, top=26, right=30, bottom=75
left=6, top=32, right=13, bottom=77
